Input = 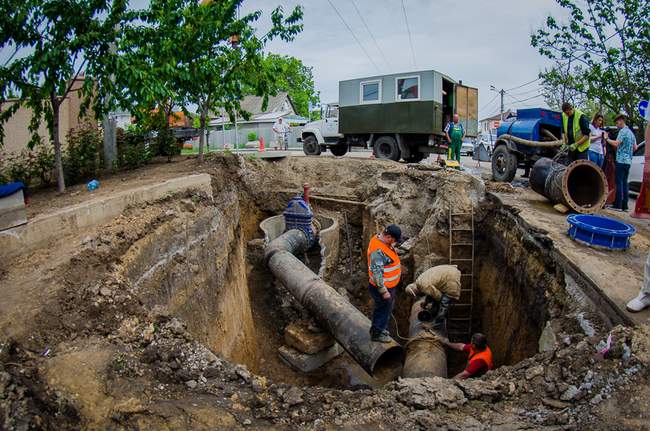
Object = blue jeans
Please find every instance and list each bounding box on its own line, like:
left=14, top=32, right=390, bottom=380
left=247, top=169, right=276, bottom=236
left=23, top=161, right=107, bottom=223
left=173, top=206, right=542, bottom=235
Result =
left=368, top=284, right=396, bottom=334
left=615, top=162, right=630, bottom=210
left=588, top=151, right=604, bottom=168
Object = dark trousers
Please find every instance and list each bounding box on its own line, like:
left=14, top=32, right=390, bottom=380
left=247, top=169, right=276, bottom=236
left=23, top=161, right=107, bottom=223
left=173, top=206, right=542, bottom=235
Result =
left=614, top=162, right=631, bottom=210
left=368, top=284, right=396, bottom=334
left=569, top=149, right=588, bottom=161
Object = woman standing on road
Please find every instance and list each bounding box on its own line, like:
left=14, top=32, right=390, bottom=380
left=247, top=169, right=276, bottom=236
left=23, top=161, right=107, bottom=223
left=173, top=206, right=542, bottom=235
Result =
left=588, top=114, right=606, bottom=168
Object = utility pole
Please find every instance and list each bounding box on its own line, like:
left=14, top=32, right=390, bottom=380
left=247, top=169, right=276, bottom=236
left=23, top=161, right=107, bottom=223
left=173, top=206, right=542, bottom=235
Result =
left=490, top=85, right=506, bottom=121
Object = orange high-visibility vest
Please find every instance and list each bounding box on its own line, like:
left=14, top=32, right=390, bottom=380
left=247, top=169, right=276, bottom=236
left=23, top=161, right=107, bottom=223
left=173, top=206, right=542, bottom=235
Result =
left=367, top=235, right=401, bottom=289
left=468, top=346, right=494, bottom=371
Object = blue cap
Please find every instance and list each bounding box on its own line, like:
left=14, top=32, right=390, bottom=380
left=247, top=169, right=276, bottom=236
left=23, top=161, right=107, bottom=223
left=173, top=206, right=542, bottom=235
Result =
left=384, top=224, right=402, bottom=242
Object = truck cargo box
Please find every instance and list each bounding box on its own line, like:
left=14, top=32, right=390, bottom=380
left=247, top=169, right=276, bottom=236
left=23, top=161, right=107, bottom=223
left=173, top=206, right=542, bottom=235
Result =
left=338, top=70, right=478, bottom=137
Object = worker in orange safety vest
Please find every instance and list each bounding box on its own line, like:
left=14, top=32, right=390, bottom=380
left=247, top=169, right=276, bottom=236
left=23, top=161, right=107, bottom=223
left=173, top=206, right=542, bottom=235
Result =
left=367, top=224, right=402, bottom=343
left=436, top=333, right=494, bottom=379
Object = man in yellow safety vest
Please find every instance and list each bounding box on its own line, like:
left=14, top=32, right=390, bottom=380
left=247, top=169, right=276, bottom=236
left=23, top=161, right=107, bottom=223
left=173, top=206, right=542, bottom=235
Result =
left=561, top=102, right=591, bottom=162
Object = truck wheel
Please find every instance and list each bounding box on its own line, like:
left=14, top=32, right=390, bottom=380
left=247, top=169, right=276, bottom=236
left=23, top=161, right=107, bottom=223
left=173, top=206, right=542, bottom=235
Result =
left=406, top=152, right=425, bottom=163
left=491, top=145, right=517, bottom=182
left=373, top=136, right=400, bottom=161
left=303, top=136, right=321, bottom=156
left=330, top=145, right=348, bottom=157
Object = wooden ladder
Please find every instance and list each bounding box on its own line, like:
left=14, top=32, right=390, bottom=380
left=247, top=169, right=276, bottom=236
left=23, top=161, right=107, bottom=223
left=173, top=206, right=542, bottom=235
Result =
left=447, top=206, right=475, bottom=342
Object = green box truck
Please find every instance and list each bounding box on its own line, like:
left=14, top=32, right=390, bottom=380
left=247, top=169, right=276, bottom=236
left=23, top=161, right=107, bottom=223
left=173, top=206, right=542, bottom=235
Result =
left=300, top=70, right=478, bottom=162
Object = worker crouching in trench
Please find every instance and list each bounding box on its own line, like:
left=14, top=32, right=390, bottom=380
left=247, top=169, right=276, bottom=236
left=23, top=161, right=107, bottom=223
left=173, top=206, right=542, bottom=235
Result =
left=402, top=265, right=494, bottom=379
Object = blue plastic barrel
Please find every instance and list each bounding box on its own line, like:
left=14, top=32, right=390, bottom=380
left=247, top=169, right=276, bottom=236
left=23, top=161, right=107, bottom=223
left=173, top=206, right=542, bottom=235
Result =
left=567, top=214, right=636, bottom=250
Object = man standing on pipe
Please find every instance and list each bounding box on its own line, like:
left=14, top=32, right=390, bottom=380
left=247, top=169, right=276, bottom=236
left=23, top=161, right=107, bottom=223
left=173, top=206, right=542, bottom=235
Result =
left=436, top=333, right=493, bottom=379
left=367, top=224, right=402, bottom=343
left=561, top=102, right=591, bottom=162
left=405, top=265, right=461, bottom=330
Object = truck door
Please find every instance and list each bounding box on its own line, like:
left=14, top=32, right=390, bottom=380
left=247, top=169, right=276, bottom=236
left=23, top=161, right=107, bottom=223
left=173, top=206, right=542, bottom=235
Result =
left=323, top=104, right=340, bottom=137
left=455, top=84, right=478, bottom=138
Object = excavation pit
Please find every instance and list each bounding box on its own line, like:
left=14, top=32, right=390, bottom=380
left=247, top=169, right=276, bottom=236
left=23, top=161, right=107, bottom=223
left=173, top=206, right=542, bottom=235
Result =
left=116, top=189, right=582, bottom=389
left=2, top=155, right=632, bottom=430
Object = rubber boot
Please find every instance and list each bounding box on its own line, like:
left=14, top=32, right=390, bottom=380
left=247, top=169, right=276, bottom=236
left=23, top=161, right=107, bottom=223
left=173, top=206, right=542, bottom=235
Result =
left=432, top=294, right=452, bottom=331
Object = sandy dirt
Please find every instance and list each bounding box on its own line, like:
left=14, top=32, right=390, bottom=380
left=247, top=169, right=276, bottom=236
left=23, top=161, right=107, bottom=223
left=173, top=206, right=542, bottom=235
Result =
left=1, top=153, right=649, bottom=430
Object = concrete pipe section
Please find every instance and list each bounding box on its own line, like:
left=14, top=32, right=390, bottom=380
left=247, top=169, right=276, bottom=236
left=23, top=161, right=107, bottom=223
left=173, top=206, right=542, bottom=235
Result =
left=263, top=227, right=404, bottom=377
left=402, top=297, right=448, bottom=378
left=530, top=158, right=607, bottom=214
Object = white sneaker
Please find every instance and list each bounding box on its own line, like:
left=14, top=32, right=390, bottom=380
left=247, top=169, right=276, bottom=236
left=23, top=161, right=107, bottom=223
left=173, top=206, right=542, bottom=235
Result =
left=626, top=292, right=650, bottom=312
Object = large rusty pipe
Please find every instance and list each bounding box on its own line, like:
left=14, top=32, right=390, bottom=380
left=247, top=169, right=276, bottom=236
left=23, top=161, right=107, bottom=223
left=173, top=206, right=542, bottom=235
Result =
left=402, top=298, right=447, bottom=378
left=264, top=229, right=404, bottom=377
left=530, top=157, right=607, bottom=214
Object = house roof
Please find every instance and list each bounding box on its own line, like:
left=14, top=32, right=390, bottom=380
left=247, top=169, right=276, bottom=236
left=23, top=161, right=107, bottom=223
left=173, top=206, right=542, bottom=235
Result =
left=212, top=91, right=295, bottom=118
left=479, top=110, right=516, bottom=123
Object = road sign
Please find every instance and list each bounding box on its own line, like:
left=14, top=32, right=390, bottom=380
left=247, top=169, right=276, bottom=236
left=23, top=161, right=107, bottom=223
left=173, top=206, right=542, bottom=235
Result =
left=639, top=100, right=648, bottom=120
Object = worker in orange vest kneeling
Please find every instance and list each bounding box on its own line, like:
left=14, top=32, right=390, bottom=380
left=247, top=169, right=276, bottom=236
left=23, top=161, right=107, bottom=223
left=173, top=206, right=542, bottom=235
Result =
left=437, top=333, right=494, bottom=379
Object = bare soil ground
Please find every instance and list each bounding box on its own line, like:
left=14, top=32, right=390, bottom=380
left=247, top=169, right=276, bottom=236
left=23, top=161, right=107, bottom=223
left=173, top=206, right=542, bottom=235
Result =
left=0, top=153, right=648, bottom=430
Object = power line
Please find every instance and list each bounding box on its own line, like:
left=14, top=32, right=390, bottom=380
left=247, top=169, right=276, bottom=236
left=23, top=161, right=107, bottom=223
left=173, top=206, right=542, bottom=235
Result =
left=506, top=77, right=540, bottom=92
left=350, top=0, right=391, bottom=69
left=401, top=0, right=416, bottom=69
left=508, top=86, right=543, bottom=98
left=479, top=93, right=499, bottom=112
left=506, top=93, right=545, bottom=104
left=326, top=0, right=380, bottom=73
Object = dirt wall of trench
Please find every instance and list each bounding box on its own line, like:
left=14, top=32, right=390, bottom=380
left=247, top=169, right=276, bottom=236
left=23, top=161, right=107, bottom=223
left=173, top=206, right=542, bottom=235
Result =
left=115, top=192, right=258, bottom=367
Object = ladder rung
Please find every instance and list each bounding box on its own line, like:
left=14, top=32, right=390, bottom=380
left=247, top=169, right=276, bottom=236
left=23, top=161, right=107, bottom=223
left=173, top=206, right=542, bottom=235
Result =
left=460, top=273, right=473, bottom=277
left=451, top=228, right=473, bottom=231
left=451, top=212, right=472, bottom=216
left=451, top=242, right=473, bottom=246
left=460, top=288, right=473, bottom=292
left=447, top=317, right=472, bottom=321
left=450, top=258, right=473, bottom=262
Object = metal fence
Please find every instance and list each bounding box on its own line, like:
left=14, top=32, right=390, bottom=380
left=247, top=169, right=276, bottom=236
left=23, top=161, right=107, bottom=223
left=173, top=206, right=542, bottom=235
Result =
left=206, top=123, right=304, bottom=150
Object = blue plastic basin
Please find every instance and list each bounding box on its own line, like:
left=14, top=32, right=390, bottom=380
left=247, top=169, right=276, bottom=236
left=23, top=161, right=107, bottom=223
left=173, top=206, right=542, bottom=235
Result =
left=567, top=214, right=636, bottom=250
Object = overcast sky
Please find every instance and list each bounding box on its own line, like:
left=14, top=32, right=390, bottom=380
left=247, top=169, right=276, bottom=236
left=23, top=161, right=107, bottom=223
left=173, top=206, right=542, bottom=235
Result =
left=233, top=0, right=567, bottom=119
left=5, top=0, right=568, bottom=120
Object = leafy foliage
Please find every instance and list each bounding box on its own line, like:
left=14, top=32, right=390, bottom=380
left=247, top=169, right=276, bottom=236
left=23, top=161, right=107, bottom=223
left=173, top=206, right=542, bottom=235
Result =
left=0, top=0, right=128, bottom=192
left=532, top=0, right=650, bottom=128
left=247, top=131, right=258, bottom=142
left=262, top=54, right=319, bottom=118
left=0, top=146, right=55, bottom=186
left=63, top=123, right=103, bottom=184
left=116, top=128, right=151, bottom=169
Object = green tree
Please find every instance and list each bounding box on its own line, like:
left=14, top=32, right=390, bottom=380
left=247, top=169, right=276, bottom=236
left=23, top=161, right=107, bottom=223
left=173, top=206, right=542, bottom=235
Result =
left=263, top=54, right=319, bottom=118
left=178, top=1, right=303, bottom=162
left=114, top=0, right=303, bottom=163
left=532, top=0, right=650, bottom=130
left=0, top=0, right=127, bottom=192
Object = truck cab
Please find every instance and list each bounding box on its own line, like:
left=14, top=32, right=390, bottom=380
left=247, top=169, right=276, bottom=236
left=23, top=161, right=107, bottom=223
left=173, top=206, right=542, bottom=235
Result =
left=300, top=104, right=349, bottom=156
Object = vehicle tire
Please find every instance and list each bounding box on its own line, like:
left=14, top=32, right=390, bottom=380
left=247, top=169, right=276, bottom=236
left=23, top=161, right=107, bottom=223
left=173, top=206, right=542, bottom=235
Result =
left=302, top=135, right=321, bottom=156
left=373, top=136, right=400, bottom=161
left=330, top=144, right=348, bottom=157
left=406, top=151, right=425, bottom=163
left=491, top=145, right=517, bottom=182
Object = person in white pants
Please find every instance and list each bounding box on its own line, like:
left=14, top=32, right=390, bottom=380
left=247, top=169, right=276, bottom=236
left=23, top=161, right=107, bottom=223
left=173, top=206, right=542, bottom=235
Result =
left=626, top=114, right=650, bottom=312
left=627, top=253, right=650, bottom=312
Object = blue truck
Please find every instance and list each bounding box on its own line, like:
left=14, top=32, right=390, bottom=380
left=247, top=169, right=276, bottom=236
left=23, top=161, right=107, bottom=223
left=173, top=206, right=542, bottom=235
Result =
left=491, top=108, right=563, bottom=182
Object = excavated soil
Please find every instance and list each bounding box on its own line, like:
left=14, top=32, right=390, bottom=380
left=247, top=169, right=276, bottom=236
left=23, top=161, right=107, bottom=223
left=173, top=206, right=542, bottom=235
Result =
left=0, top=154, right=649, bottom=430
